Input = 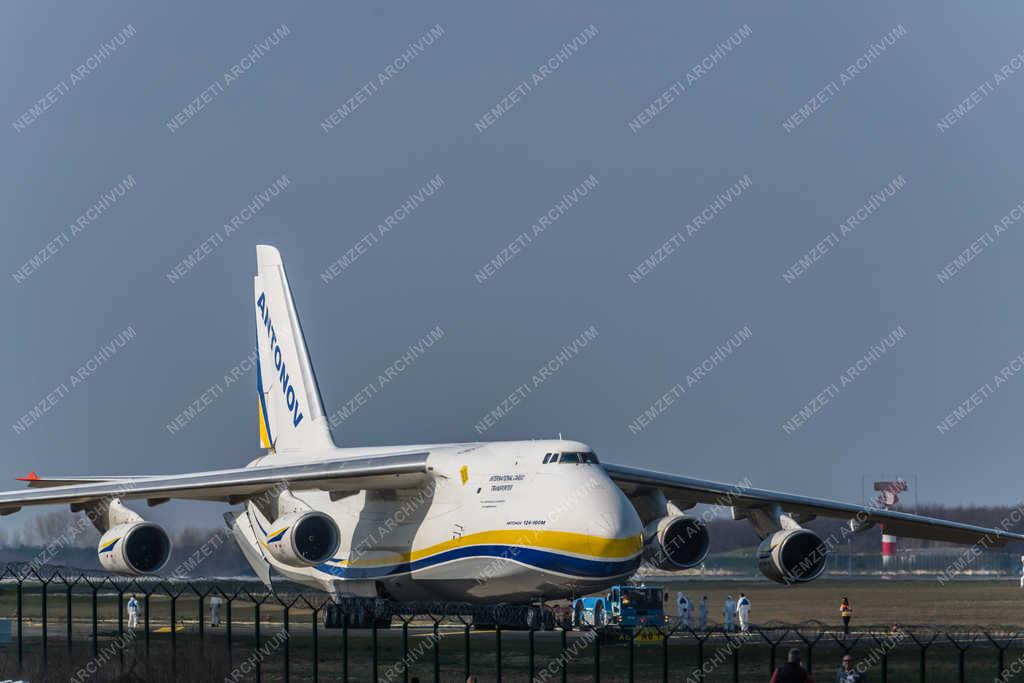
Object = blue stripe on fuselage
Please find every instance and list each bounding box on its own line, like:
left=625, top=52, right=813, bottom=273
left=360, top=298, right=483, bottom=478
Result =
left=314, top=545, right=641, bottom=580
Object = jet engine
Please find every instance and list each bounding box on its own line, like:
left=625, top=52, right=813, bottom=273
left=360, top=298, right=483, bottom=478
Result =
left=756, top=528, right=828, bottom=584
left=642, top=515, right=710, bottom=570
left=264, top=510, right=340, bottom=567
left=97, top=522, right=172, bottom=575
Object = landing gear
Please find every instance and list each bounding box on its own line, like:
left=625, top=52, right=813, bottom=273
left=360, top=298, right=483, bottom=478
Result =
left=323, top=597, right=556, bottom=630
left=526, top=605, right=542, bottom=630
left=322, top=600, right=392, bottom=629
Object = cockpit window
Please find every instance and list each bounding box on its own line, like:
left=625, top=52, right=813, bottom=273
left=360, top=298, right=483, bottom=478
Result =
left=551, top=451, right=599, bottom=464
left=542, top=453, right=551, bottom=464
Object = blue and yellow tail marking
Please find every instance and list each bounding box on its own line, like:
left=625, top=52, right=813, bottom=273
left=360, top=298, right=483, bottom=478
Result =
left=255, top=346, right=273, bottom=449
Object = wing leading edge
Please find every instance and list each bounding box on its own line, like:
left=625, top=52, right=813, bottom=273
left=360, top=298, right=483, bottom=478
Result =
left=0, top=451, right=431, bottom=515
left=604, top=462, right=1024, bottom=547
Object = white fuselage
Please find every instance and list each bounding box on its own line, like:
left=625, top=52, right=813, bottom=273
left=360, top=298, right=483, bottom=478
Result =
left=234, top=440, right=644, bottom=602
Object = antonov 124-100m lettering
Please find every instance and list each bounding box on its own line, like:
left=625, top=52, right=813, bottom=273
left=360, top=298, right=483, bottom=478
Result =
left=4, top=246, right=1020, bottom=613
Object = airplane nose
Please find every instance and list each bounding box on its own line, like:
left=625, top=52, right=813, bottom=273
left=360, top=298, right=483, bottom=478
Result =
left=585, top=478, right=643, bottom=555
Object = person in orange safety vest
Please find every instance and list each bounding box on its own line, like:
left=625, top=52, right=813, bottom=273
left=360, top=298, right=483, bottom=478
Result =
left=839, top=597, right=852, bottom=635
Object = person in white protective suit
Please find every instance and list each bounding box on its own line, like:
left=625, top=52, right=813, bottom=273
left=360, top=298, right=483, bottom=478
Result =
left=127, top=594, right=140, bottom=630
left=676, top=592, right=691, bottom=628
left=723, top=595, right=736, bottom=631
left=210, top=594, right=223, bottom=627
left=736, top=593, right=751, bottom=632
left=698, top=595, right=709, bottom=630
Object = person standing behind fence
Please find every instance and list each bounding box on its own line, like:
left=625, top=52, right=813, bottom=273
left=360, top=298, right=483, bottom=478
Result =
left=737, top=593, right=751, bottom=632
left=676, top=592, right=691, bottom=628
left=210, top=594, right=223, bottom=627
left=839, top=597, right=852, bottom=635
left=723, top=594, right=736, bottom=631
left=698, top=595, right=708, bottom=629
left=835, top=653, right=865, bottom=682
left=127, top=594, right=140, bottom=630
left=770, top=648, right=815, bottom=683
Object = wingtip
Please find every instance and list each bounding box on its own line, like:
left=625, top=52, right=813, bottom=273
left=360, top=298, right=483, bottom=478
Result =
left=16, top=471, right=39, bottom=482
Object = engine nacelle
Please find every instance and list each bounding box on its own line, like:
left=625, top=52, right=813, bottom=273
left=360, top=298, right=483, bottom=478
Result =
left=757, top=528, right=828, bottom=584
left=97, top=522, right=172, bottom=575
left=264, top=511, right=340, bottom=567
left=642, top=516, right=710, bottom=570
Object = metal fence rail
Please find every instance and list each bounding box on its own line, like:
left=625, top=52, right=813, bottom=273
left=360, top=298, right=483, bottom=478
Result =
left=0, top=564, right=1021, bottom=682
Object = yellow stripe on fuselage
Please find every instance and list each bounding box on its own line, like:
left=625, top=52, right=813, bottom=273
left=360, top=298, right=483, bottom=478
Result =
left=338, top=529, right=642, bottom=567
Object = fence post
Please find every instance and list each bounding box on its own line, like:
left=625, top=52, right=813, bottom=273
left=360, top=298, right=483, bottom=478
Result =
left=66, top=583, right=73, bottom=653
left=945, top=631, right=978, bottom=683
left=41, top=579, right=48, bottom=660
left=16, top=578, right=23, bottom=667
left=226, top=595, right=233, bottom=655
left=372, top=617, right=379, bottom=683
left=342, top=612, right=349, bottom=683
left=464, top=621, right=471, bottom=683
left=564, top=628, right=571, bottom=683
left=906, top=630, right=937, bottom=683
left=170, top=592, right=177, bottom=678
left=528, top=626, right=536, bottom=682
left=983, top=630, right=1018, bottom=683
left=401, top=618, right=410, bottom=683
left=758, top=627, right=790, bottom=677
left=144, top=593, right=151, bottom=655
left=793, top=629, right=823, bottom=675
left=433, top=618, right=440, bottom=683
left=731, top=635, right=740, bottom=683
left=283, top=604, right=291, bottom=683
left=593, top=627, right=601, bottom=681
left=198, top=593, right=205, bottom=640
left=254, top=602, right=261, bottom=683
left=661, top=628, right=670, bottom=683
left=627, top=627, right=634, bottom=683
left=311, top=607, right=319, bottom=683
left=117, top=589, right=124, bottom=670
left=91, top=585, right=98, bottom=657
left=696, top=636, right=705, bottom=683
left=496, top=625, right=502, bottom=683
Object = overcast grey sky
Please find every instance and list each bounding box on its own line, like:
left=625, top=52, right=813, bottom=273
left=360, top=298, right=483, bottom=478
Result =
left=4, top=2, right=1024, bottom=531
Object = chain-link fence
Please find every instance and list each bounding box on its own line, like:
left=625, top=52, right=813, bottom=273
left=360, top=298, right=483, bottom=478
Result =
left=0, top=564, right=1022, bottom=682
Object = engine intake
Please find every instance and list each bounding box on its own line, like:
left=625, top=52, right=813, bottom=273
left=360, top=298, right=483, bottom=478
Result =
left=98, top=522, right=172, bottom=575
left=757, top=528, right=828, bottom=584
left=264, top=511, right=340, bottom=567
left=643, top=516, right=710, bottom=570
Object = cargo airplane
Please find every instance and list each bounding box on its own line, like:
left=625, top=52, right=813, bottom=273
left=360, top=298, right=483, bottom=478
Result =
left=3, top=246, right=1020, bottom=613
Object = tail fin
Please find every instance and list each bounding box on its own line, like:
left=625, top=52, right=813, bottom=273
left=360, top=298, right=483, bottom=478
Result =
left=253, top=245, right=335, bottom=453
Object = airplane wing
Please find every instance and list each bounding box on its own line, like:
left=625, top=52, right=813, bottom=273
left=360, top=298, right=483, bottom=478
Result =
left=15, top=472, right=139, bottom=489
left=0, top=451, right=431, bottom=515
left=603, top=462, right=1024, bottom=547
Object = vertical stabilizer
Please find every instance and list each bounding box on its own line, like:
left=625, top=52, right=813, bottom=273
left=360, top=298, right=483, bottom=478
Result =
left=253, top=245, right=334, bottom=453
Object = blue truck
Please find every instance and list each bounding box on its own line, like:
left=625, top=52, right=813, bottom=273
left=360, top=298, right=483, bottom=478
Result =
left=572, top=584, right=666, bottom=628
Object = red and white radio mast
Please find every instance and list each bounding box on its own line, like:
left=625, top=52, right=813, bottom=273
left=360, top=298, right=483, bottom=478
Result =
left=873, top=479, right=908, bottom=569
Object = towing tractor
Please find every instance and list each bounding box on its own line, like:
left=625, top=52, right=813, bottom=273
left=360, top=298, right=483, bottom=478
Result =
left=572, top=584, right=666, bottom=629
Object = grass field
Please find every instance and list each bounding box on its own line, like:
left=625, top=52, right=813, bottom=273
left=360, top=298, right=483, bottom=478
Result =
left=3, top=577, right=1021, bottom=628
left=654, top=577, right=1024, bottom=627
